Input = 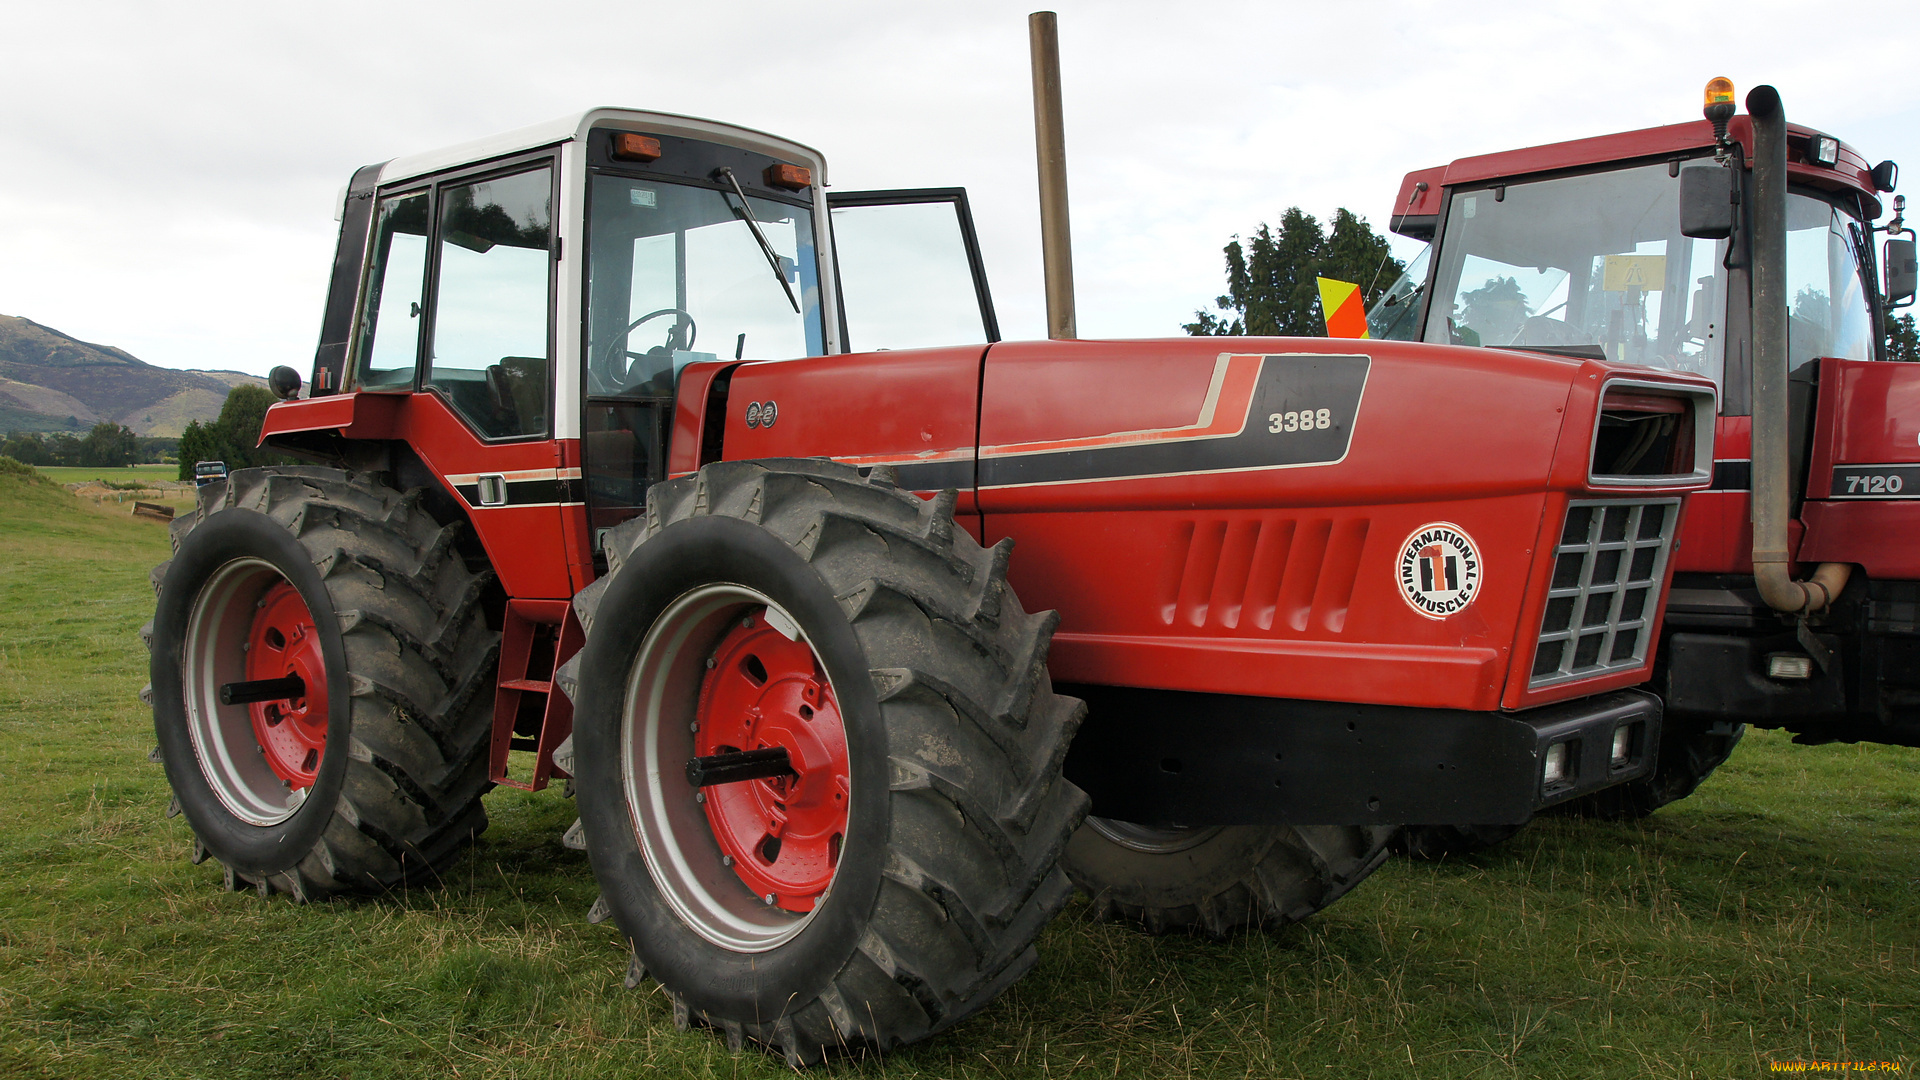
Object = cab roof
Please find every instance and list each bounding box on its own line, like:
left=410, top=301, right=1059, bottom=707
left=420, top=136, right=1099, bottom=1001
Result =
left=1391, top=117, right=1884, bottom=239
left=374, top=107, right=830, bottom=187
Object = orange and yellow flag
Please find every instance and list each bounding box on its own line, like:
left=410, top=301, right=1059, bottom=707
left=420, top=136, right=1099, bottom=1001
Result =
left=1316, top=277, right=1370, bottom=339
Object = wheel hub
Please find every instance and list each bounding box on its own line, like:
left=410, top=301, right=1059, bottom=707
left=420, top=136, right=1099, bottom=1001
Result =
left=695, top=610, right=850, bottom=913
left=247, top=582, right=329, bottom=790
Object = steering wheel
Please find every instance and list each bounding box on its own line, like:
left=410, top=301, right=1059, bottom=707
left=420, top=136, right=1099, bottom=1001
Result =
left=600, top=308, right=697, bottom=394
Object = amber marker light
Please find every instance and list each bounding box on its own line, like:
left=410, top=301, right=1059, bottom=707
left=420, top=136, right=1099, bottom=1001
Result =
left=612, top=133, right=662, bottom=162
left=764, top=163, right=812, bottom=191
left=1703, top=76, right=1736, bottom=107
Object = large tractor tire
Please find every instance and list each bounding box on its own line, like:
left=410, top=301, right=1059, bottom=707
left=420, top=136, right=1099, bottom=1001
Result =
left=145, top=467, right=498, bottom=899
left=1556, top=717, right=1745, bottom=820
left=1063, top=818, right=1396, bottom=938
left=1392, top=822, right=1525, bottom=860
left=561, top=459, right=1088, bottom=1065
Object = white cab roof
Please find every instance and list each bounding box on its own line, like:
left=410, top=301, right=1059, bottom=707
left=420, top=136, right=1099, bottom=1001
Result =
left=376, top=108, right=829, bottom=186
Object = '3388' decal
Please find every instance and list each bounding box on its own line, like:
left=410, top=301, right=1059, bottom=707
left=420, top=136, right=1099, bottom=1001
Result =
left=1269, top=408, right=1333, bottom=433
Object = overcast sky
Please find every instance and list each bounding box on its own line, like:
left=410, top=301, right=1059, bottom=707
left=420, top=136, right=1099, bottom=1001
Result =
left=3, top=0, right=1916, bottom=376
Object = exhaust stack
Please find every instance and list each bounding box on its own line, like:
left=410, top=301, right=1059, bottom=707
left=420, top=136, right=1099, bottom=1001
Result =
left=1029, top=11, right=1076, bottom=340
left=1747, top=85, right=1851, bottom=615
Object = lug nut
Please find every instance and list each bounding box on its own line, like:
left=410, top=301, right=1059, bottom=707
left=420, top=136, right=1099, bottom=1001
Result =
left=721, top=855, right=734, bottom=867
left=706, top=658, right=716, bottom=669
left=763, top=893, right=776, bottom=906
left=694, top=791, right=705, bottom=804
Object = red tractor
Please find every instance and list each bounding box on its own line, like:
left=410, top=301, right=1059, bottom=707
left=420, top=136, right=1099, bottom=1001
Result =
left=142, top=78, right=1717, bottom=1062
left=1371, top=81, right=1917, bottom=854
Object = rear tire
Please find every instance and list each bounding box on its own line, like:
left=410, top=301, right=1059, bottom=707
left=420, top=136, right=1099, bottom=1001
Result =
left=146, top=467, right=497, bottom=899
left=562, top=459, right=1088, bottom=1063
left=1392, top=822, right=1525, bottom=860
left=1063, top=817, right=1395, bottom=938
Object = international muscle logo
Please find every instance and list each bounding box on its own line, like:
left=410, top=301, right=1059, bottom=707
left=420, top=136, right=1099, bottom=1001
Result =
left=1397, top=523, right=1482, bottom=618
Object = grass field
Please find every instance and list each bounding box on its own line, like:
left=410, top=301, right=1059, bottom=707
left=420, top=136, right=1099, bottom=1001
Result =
left=1, top=463, right=1915, bottom=1079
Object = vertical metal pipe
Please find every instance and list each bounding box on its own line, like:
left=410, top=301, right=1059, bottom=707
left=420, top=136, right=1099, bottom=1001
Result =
left=1745, top=85, right=1806, bottom=612
left=1029, top=10, right=1076, bottom=340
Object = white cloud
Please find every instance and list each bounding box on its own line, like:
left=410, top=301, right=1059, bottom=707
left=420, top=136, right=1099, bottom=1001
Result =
left=2, top=0, right=1914, bottom=374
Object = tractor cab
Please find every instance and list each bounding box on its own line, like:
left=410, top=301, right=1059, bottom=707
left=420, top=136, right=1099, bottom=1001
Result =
left=269, top=109, right=997, bottom=586
left=1369, top=120, right=1885, bottom=397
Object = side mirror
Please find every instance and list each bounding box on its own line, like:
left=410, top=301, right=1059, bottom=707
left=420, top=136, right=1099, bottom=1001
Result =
left=1679, top=166, right=1735, bottom=239
left=1886, top=237, right=1918, bottom=307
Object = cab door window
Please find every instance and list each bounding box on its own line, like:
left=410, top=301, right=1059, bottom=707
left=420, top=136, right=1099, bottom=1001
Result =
left=426, top=165, right=555, bottom=439
left=351, top=192, right=430, bottom=390
left=828, top=189, right=999, bottom=351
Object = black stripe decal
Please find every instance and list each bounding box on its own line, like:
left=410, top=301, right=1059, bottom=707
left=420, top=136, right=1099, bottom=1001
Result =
left=1711, top=460, right=1751, bottom=491
left=879, top=459, right=974, bottom=491
left=976, top=354, right=1367, bottom=488
left=454, top=477, right=580, bottom=507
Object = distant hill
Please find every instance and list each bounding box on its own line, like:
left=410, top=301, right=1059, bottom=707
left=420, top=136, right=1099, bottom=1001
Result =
left=0, top=315, right=266, bottom=436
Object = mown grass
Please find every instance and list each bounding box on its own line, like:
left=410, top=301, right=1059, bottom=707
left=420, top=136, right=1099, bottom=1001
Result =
left=1, top=464, right=1915, bottom=1078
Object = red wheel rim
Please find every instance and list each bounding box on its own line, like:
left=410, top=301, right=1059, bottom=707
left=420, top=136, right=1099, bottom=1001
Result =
left=246, top=581, right=329, bottom=790
left=695, top=608, right=850, bottom=913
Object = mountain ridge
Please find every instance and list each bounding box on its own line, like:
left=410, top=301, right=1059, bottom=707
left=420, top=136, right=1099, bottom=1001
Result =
left=0, top=314, right=266, bottom=436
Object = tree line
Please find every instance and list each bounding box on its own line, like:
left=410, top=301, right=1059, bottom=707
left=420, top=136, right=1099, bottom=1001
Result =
left=1, top=384, right=293, bottom=474
left=174, top=384, right=295, bottom=481
left=2, top=423, right=151, bottom=468
left=1185, top=207, right=1403, bottom=337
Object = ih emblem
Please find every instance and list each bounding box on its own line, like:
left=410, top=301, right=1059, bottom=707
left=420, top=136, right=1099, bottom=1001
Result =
left=1397, top=523, right=1482, bottom=619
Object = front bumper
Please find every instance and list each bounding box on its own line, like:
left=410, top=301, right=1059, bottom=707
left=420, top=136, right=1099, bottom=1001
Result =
left=1061, top=685, right=1662, bottom=827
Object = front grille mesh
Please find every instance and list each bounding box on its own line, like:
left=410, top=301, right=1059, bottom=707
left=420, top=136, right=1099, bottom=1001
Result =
left=1529, top=499, right=1680, bottom=688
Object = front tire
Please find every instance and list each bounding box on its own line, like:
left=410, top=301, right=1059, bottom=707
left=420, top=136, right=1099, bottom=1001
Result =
left=563, top=459, right=1088, bottom=1063
left=146, top=467, right=498, bottom=899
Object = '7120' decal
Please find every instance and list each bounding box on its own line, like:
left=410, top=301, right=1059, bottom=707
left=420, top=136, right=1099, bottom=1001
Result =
left=1830, top=465, right=1920, bottom=498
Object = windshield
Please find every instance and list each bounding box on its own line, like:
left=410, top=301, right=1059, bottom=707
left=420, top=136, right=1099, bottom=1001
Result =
left=585, top=174, right=823, bottom=397
left=1423, top=162, right=1727, bottom=383
left=1366, top=244, right=1429, bottom=341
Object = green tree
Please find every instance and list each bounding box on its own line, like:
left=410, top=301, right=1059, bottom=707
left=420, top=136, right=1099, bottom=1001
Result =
left=1887, top=313, right=1919, bottom=363
left=2, top=431, right=48, bottom=465
left=1186, top=208, right=1403, bottom=337
left=80, top=421, right=139, bottom=467
left=175, top=384, right=294, bottom=481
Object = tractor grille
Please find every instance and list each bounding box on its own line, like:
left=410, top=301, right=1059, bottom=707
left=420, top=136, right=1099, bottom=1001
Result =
left=1529, top=499, right=1680, bottom=688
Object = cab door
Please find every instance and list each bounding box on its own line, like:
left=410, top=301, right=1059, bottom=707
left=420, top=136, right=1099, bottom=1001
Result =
left=819, top=189, right=999, bottom=520
left=347, top=154, right=575, bottom=599
left=827, top=188, right=1000, bottom=351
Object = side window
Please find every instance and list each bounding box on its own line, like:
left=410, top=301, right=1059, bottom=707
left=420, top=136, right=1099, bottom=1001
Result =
left=1785, top=195, right=1874, bottom=369
left=828, top=190, right=998, bottom=352
left=352, top=193, right=429, bottom=390
left=427, top=166, right=554, bottom=439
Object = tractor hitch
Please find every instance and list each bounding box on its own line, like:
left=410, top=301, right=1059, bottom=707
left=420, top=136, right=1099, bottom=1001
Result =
left=219, top=675, right=306, bottom=706
left=686, top=747, right=796, bottom=788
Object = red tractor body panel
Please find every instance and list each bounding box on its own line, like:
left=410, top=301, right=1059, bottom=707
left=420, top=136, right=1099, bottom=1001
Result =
left=656, top=335, right=1714, bottom=715
left=1800, top=360, right=1920, bottom=579
left=262, top=391, right=589, bottom=599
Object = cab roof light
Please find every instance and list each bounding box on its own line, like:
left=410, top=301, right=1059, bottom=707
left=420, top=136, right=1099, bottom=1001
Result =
left=612, top=133, right=662, bottom=162
left=1703, top=77, right=1736, bottom=160
left=1811, top=134, right=1841, bottom=168
left=764, top=163, right=812, bottom=191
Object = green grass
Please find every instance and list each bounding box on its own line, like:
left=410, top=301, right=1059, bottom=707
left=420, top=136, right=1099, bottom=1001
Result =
left=2, top=466, right=1916, bottom=1078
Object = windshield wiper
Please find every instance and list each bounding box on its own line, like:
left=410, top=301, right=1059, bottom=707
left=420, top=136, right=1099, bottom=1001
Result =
left=714, top=167, right=800, bottom=314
